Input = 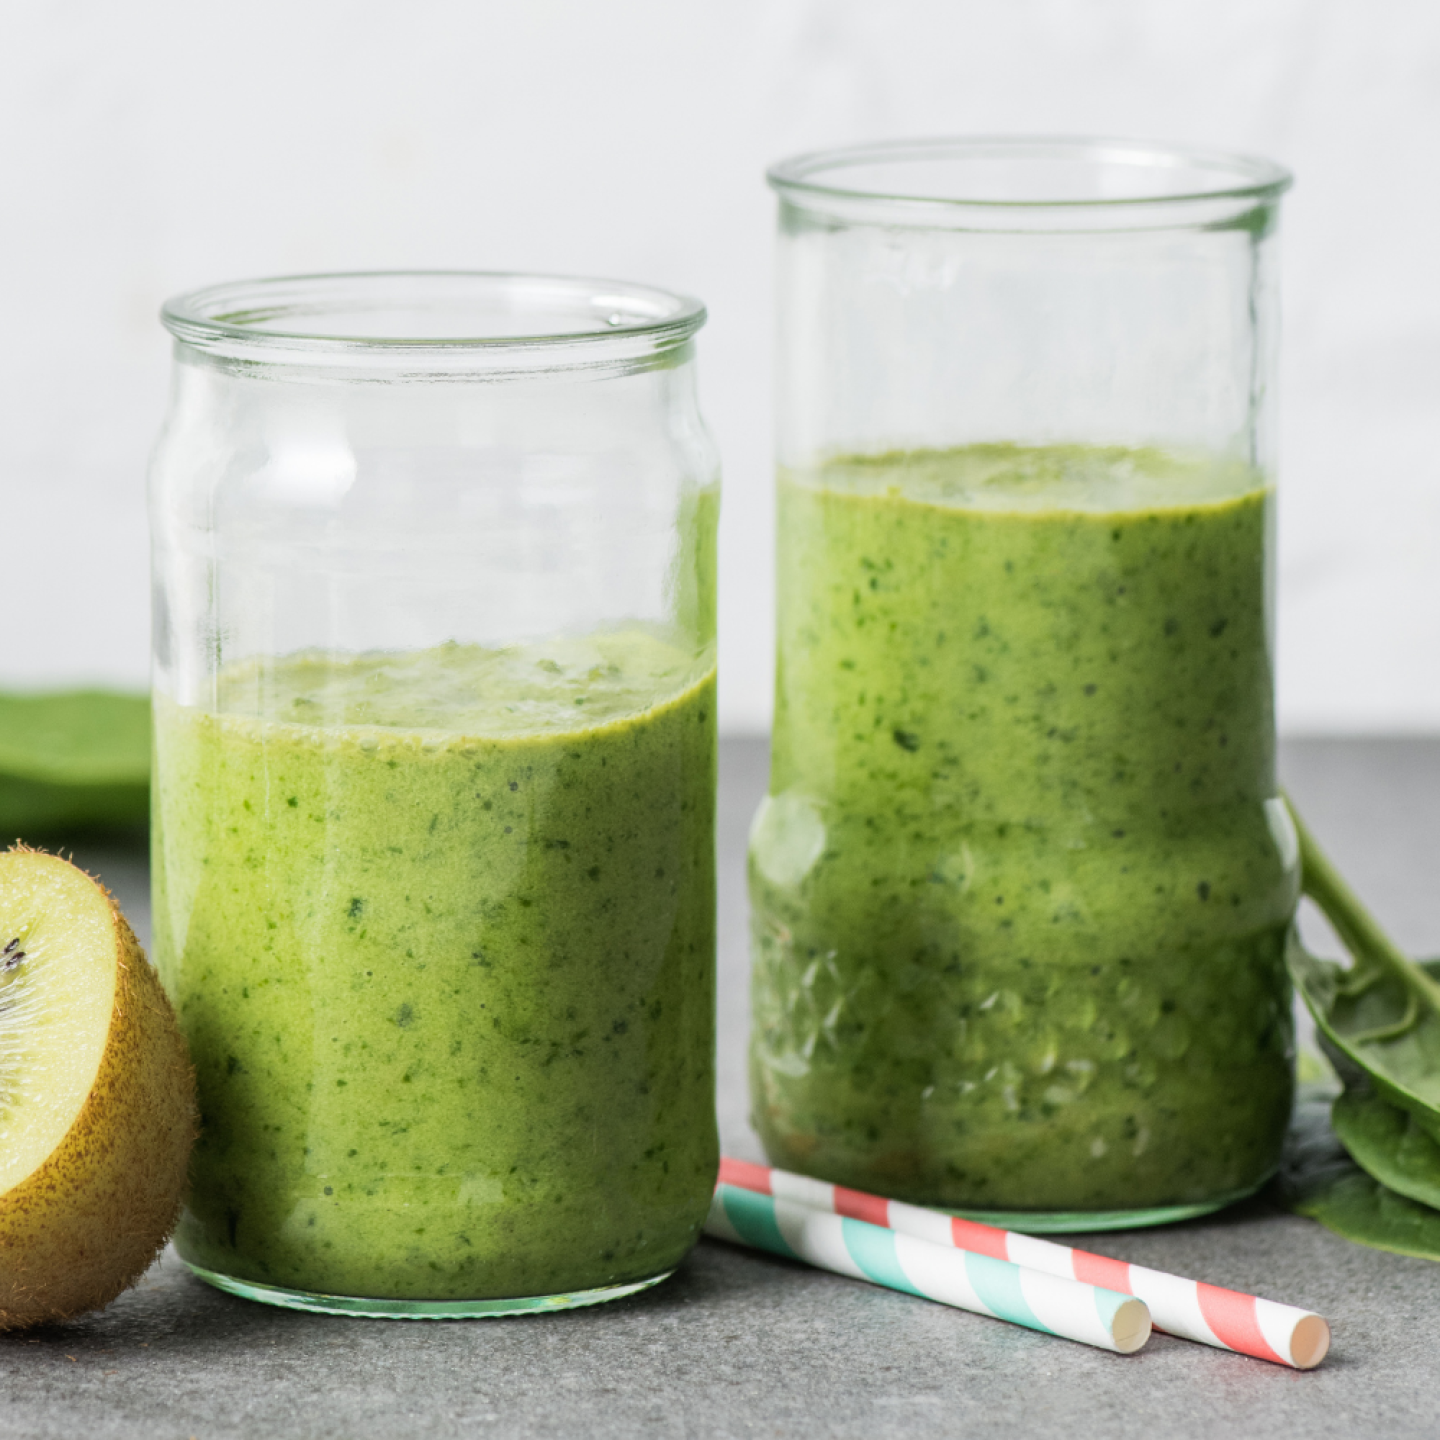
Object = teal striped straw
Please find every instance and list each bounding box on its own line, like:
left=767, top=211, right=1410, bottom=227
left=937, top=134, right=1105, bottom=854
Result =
left=706, top=1183, right=1150, bottom=1354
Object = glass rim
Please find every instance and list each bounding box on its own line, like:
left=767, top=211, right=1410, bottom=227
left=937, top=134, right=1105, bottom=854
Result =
left=767, top=135, right=1293, bottom=215
left=160, top=270, right=707, bottom=369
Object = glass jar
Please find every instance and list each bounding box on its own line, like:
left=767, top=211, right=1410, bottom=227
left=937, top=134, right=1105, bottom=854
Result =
left=748, top=140, right=1298, bottom=1229
left=150, top=272, right=720, bottom=1315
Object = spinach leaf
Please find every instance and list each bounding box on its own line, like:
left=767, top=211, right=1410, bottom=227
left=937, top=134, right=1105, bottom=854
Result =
left=1288, top=804, right=1440, bottom=1144
left=1282, top=1082, right=1440, bottom=1261
left=1293, top=1169, right=1440, bottom=1262
left=1285, top=803, right=1440, bottom=1257
left=1331, top=1080, right=1440, bottom=1210
left=0, top=691, right=149, bottom=836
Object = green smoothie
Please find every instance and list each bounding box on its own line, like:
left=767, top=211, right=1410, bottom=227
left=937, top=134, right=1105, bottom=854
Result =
left=749, top=444, right=1298, bottom=1217
left=153, top=629, right=717, bottom=1300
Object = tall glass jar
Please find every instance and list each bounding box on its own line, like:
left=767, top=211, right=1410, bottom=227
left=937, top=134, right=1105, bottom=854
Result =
left=150, top=272, right=720, bottom=1315
left=749, top=140, right=1298, bottom=1229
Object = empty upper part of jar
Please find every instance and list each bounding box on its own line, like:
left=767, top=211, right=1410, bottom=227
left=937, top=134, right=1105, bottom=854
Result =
left=150, top=272, right=718, bottom=714
left=767, top=137, right=1291, bottom=467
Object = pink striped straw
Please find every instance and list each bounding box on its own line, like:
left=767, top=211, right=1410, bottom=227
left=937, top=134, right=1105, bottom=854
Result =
left=720, top=1157, right=1329, bottom=1369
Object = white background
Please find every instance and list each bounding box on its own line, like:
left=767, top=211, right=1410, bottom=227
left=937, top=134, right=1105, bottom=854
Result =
left=4, top=0, right=1438, bottom=733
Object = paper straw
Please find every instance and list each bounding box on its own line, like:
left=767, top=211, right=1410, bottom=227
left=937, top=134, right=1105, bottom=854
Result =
left=705, top=1183, right=1151, bottom=1354
left=719, top=1157, right=1329, bottom=1370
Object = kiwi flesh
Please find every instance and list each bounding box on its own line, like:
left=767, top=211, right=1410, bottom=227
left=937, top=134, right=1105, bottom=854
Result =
left=0, top=847, right=195, bottom=1328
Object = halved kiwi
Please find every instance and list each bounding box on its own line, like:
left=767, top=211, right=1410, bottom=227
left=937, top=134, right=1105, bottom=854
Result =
left=0, top=847, right=195, bottom=1328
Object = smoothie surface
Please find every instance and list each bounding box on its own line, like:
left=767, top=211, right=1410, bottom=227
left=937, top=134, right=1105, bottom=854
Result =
left=807, top=442, right=1260, bottom=511
left=215, top=628, right=707, bottom=735
left=154, top=630, right=717, bottom=1300
left=750, top=444, right=1297, bottom=1217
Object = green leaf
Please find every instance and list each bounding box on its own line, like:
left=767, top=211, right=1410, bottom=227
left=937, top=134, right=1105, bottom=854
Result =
left=1282, top=1084, right=1440, bottom=1261
left=1294, top=1168, right=1440, bottom=1262
left=1287, top=804, right=1440, bottom=1142
left=0, top=691, right=150, bottom=837
left=1284, top=801, right=1440, bottom=1260
left=1332, top=1080, right=1440, bottom=1210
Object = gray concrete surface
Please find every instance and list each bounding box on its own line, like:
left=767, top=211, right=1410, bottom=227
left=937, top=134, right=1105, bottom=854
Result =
left=3, top=738, right=1439, bottom=1439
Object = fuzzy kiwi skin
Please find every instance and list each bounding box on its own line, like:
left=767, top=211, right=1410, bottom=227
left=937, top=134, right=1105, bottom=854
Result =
left=0, top=870, right=197, bottom=1329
